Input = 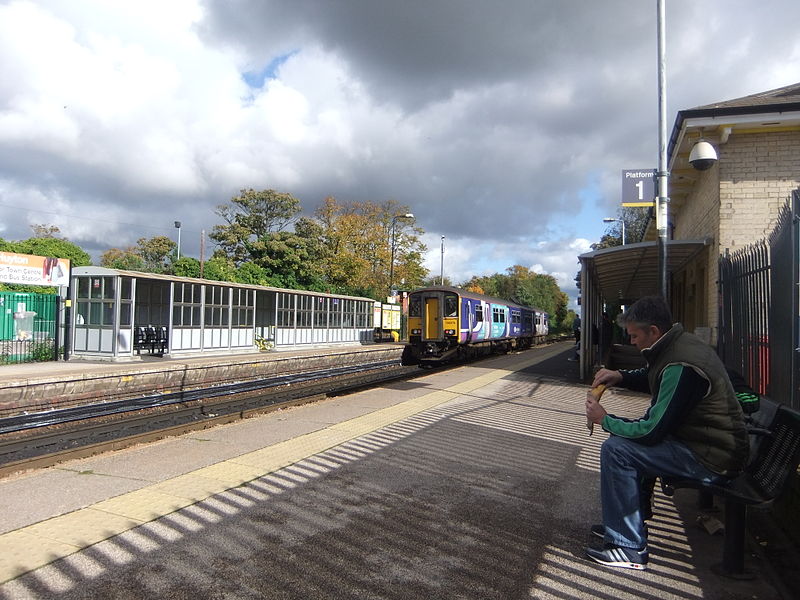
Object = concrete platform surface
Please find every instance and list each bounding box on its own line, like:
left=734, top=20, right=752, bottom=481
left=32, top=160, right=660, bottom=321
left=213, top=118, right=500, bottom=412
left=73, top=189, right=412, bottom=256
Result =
left=0, top=343, right=790, bottom=599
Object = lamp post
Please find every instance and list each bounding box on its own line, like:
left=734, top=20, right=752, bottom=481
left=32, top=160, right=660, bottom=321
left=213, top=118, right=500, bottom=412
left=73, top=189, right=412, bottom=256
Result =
left=174, top=221, right=182, bottom=260
left=656, top=0, right=669, bottom=300
left=440, top=235, right=445, bottom=284
left=602, top=218, right=626, bottom=245
left=389, top=213, right=414, bottom=300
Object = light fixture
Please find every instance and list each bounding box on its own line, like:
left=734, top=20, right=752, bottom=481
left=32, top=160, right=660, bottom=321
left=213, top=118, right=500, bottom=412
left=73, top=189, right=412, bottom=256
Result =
left=174, top=221, right=182, bottom=260
left=389, top=213, right=415, bottom=298
left=602, top=217, right=626, bottom=245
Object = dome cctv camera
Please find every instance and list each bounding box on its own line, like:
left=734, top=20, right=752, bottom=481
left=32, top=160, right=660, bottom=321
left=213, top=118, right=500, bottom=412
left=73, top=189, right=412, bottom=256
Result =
left=689, top=140, right=717, bottom=171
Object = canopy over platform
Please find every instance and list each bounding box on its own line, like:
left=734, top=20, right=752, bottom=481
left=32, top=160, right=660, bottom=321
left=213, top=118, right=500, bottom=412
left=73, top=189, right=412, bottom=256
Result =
left=579, top=238, right=711, bottom=304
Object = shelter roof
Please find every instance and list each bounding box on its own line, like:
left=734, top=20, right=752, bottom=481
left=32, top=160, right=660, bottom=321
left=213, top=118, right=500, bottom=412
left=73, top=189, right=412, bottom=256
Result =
left=578, top=239, right=711, bottom=304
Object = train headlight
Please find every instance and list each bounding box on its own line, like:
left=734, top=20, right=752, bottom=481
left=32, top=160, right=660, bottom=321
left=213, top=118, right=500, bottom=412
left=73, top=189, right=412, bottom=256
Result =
left=411, top=329, right=421, bottom=335
left=444, top=329, right=456, bottom=336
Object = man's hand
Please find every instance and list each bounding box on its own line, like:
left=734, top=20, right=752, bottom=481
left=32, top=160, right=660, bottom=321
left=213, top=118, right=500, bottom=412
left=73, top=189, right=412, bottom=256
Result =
left=586, top=385, right=609, bottom=426
left=591, top=368, right=623, bottom=389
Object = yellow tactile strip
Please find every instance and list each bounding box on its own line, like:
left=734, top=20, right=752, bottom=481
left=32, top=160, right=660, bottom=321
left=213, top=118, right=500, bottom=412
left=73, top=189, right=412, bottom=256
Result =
left=0, top=357, right=533, bottom=583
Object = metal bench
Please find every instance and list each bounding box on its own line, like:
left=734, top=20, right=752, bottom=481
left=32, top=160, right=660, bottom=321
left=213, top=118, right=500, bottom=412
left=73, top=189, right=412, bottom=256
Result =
left=662, top=400, right=800, bottom=578
left=133, top=326, right=168, bottom=356
left=133, top=327, right=148, bottom=355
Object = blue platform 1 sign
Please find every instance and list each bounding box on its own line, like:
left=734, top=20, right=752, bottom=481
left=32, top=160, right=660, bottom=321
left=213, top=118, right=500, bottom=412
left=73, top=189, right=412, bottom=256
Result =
left=622, top=169, right=656, bottom=207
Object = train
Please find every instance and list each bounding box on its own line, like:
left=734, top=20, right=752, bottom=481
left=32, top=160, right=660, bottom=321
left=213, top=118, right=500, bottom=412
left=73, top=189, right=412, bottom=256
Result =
left=401, top=286, right=549, bottom=365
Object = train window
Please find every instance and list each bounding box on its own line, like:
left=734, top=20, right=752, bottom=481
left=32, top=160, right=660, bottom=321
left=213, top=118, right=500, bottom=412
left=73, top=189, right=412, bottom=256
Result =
left=409, top=296, right=421, bottom=317
left=475, top=304, right=483, bottom=322
left=444, top=295, right=458, bottom=317
left=511, top=310, right=521, bottom=324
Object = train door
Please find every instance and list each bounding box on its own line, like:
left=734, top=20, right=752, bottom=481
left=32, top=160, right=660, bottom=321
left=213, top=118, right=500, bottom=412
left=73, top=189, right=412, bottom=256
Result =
left=424, top=297, right=441, bottom=341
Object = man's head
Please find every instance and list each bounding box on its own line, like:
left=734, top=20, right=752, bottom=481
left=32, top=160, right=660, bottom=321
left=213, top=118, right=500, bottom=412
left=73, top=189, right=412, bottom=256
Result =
left=619, top=296, right=673, bottom=351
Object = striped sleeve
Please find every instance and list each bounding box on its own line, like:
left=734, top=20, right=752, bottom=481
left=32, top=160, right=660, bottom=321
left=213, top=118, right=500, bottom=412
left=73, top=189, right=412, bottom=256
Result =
left=602, top=364, right=709, bottom=444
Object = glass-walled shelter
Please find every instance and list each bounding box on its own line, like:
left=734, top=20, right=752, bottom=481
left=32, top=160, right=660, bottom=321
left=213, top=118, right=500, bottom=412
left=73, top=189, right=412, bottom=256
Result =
left=70, top=267, right=376, bottom=359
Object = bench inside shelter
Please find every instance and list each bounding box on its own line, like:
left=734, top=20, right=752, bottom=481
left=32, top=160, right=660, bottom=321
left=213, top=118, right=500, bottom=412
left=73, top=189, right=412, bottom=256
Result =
left=133, top=326, right=168, bottom=356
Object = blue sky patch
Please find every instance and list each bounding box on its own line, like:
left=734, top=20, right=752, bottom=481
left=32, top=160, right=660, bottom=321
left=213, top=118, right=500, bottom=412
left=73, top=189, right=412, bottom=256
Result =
left=242, top=51, right=299, bottom=88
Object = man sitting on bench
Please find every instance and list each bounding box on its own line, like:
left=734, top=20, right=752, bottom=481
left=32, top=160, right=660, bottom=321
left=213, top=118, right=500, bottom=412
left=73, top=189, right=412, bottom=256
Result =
left=585, top=296, right=749, bottom=570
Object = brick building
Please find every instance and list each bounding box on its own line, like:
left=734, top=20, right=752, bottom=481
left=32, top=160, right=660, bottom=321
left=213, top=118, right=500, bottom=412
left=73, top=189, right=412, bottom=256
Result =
left=579, top=82, right=800, bottom=376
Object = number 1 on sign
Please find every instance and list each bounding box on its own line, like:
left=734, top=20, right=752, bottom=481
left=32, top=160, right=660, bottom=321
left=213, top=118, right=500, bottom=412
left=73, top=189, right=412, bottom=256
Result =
left=635, top=180, right=643, bottom=201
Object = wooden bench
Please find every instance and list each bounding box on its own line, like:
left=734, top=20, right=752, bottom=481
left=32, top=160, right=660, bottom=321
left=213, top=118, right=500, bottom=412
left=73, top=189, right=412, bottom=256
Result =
left=662, top=400, right=800, bottom=578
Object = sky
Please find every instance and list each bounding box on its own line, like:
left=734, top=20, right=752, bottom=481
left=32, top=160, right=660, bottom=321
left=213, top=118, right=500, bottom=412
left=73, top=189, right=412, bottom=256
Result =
left=1, top=0, right=799, bottom=307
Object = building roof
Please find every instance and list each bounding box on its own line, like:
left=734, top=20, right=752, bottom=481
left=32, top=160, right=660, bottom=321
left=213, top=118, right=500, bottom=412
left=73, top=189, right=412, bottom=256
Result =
left=684, top=81, right=800, bottom=114
left=663, top=81, right=800, bottom=214
left=670, top=82, right=800, bottom=160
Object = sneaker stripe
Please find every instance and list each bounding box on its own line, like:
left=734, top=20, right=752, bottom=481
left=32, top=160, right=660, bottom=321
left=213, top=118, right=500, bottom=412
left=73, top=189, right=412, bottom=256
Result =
left=611, top=548, right=627, bottom=563
left=586, top=546, right=647, bottom=570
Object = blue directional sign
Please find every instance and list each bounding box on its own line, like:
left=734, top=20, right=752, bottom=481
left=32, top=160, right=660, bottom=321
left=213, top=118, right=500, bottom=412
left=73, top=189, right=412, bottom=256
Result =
left=621, top=169, right=656, bottom=206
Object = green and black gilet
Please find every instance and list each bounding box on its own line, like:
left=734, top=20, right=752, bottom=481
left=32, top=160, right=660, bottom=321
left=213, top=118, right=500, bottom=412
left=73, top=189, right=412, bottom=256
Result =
left=601, top=323, right=749, bottom=477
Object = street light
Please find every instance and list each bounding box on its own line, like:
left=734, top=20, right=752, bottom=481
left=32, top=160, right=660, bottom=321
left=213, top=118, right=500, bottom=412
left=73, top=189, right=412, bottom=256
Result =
left=389, top=213, right=414, bottom=299
left=440, top=235, right=445, bottom=285
left=656, top=0, right=669, bottom=299
left=602, top=218, right=626, bottom=245
left=174, top=221, right=182, bottom=260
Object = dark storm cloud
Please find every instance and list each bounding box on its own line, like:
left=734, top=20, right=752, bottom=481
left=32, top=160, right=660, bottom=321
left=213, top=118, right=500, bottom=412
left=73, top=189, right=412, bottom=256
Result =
left=199, top=0, right=651, bottom=110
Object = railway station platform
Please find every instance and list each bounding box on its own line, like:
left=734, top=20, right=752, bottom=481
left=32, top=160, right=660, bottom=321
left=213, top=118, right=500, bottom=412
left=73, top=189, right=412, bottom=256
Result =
left=0, top=342, right=793, bottom=599
left=0, top=344, right=404, bottom=419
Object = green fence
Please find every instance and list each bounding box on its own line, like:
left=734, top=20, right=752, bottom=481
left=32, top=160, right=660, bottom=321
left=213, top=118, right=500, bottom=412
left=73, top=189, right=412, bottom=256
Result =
left=0, top=291, right=60, bottom=364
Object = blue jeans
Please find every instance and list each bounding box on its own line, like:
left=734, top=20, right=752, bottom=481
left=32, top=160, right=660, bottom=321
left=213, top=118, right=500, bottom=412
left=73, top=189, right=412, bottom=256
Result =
left=600, top=435, right=723, bottom=549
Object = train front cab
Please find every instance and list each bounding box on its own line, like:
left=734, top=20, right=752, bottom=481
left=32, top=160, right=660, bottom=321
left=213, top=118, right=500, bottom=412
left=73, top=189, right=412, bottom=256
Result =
left=403, top=289, right=459, bottom=364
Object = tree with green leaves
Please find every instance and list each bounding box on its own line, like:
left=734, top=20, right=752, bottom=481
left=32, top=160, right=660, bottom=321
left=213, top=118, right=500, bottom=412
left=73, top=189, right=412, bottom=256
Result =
left=202, top=256, right=237, bottom=282
left=14, top=236, right=91, bottom=268
left=311, top=197, right=428, bottom=298
left=246, top=230, right=325, bottom=290
left=211, top=188, right=301, bottom=264
left=234, top=262, right=268, bottom=286
left=461, top=265, right=569, bottom=330
left=134, top=236, right=176, bottom=273
left=101, top=236, right=179, bottom=274
left=595, top=207, right=650, bottom=250
left=173, top=257, right=201, bottom=278
left=100, top=248, right=146, bottom=271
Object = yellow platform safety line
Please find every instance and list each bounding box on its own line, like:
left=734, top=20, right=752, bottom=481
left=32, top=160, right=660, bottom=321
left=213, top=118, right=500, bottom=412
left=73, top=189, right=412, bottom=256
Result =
left=0, top=356, right=534, bottom=583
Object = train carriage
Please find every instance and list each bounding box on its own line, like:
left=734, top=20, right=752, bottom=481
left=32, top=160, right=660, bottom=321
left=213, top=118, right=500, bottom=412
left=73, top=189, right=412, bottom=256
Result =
left=402, top=286, right=548, bottom=365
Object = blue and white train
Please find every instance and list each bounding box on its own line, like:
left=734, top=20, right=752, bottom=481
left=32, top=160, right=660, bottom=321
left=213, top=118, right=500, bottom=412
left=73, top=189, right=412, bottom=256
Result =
left=401, top=286, right=549, bottom=365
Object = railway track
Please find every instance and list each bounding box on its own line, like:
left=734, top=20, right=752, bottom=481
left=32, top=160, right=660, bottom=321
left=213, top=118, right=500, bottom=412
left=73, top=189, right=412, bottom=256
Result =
left=0, top=359, right=421, bottom=478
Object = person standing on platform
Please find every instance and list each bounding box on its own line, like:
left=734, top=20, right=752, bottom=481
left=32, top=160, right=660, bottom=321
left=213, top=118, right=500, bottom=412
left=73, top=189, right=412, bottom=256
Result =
left=569, top=315, right=581, bottom=361
left=584, top=296, right=748, bottom=570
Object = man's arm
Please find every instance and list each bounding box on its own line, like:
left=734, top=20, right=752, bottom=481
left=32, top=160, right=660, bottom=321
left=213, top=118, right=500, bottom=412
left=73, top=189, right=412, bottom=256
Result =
left=592, top=367, right=650, bottom=393
left=601, top=364, right=709, bottom=444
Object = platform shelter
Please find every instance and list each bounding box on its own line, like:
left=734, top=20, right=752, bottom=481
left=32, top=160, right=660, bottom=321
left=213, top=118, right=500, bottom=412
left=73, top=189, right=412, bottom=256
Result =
left=70, top=267, right=376, bottom=359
